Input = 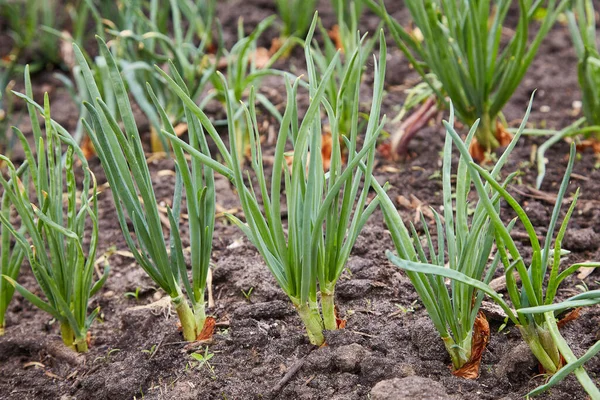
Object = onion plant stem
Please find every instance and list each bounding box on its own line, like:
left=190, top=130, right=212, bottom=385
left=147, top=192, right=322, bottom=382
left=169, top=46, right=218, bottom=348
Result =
left=174, top=299, right=197, bottom=342
left=295, top=302, right=325, bottom=346
left=545, top=311, right=600, bottom=398
left=60, top=321, right=75, bottom=349
left=60, top=321, right=88, bottom=352
left=476, top=113, right=499, bottom=151
left=321, top=290, right=336, bottom=331
left=443, top=335, right=471, bottom=371
left=193, top=300, right=206, bottom=333
left=518, top=324, right=559, bottom=374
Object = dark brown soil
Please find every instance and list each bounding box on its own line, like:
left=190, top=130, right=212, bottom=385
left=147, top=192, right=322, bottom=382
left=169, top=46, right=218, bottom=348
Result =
left=1, top=1, right=600, bottom=399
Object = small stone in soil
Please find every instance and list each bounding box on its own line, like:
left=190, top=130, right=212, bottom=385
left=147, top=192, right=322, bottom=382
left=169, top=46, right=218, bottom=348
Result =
left=332, top=343, right=371, bottom=372
left=563, top=227, right=599, bottom=252
left=370, top=376, right=451, bottom=400
left=494, top=342, right=536, bottom=381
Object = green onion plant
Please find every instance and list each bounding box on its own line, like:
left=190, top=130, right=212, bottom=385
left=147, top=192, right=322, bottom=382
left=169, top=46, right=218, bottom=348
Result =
left=0, top=0, right=96, bottom=151
left=0, top=0, right=59, bottom=68
left=384, top=101, right=533, bottom=373
left=312, top=8, right=379, bottom=138
left=0, top=68, right=108, bottom=352
left=75, top=37, right=216, bottom=341
left=208, top=16, right=296, bottom=164
left=276, top=0, right=318, bottom=39
left=367, top=0, right=569, bottom=153
left=534, top=1, right=600, bottom=188
left=378, top=101, right=600, bottom=395
left=568, top=0, right=600, bottom=130
left=105, top=0, right=219, bottom=151
left=436, top=137, right=600, bottom=396
left=331, top=0, right=364, bottom=33
left=0, top=162, right=27, bottom=336
left=159, top=17, right=387, bottom=346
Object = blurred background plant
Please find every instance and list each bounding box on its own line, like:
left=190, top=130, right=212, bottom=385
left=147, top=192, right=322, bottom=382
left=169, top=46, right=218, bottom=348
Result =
left=276, top=0, right=317, bottom=40
left=568, top=0, right=600, bottom=130
left=208, top=16, right=295, bottom=164
left=0, top=0, right=98, bottom=155
left=534, top=0, right=600, bottom=187
left=312, top=0, right=379, bottom=139
left=367, top=0, right=569, bottom=160
left=100, top=0, right=219, bottom=152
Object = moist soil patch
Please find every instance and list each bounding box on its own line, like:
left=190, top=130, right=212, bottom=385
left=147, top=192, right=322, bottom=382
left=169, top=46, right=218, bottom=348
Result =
left=1, top=1, right=600, bottom=399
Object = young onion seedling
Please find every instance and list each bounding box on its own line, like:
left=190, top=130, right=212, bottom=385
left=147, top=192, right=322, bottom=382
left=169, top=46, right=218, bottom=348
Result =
left=0, top=70, right=108, bottom=352
left=367, top=0, right=569, bottom=154
left=75, top=37, right=217, bottom=342
left=159, top=17, right=387, bottom=346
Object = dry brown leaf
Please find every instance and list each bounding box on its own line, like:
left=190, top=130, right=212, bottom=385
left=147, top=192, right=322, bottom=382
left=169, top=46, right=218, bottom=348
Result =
left=197, top=317, right=216, bottom=341
left=451, top=311, right=490, bottom=379
left=577, top=266, right=596, bottom=280
left=252, top=47, right=271, bottom=69
left=468, top=137, right=487, bottom=163
left=45, top=371, right=64, bottom=380
left=328, top=25, right=343, bottom=51
left=397, top=194, right=435, bottom=223
left=285, top=132, right=342, bottom=173
left=577, top=139, right=600, bottom=153
left=174, top=122, right=188, bottom=137
left=496, top=122, right=513, bottom=147
left=335, top=305, right=347, bottom=329
left=557, top=308, right=581, bottom=329
left=269, top=37, right=284, bottom=56
left=379, top=165, right=401, bottom=173
left=81, top=135, right=96, bottom=160
left=157, top=170, right=176, bottom=177
left=23, top=361, right=45, bottom=369
left=377, top=142, right=394, bottom=160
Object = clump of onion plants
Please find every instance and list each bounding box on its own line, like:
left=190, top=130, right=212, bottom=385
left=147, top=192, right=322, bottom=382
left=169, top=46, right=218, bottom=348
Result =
left=0, top=69, right=108, bottom=352
left=381, top=103, right=600, bottom=395
left=0, top=0, right=94, bottom=153
left=376, top=100, right=532, bottom=377
left=75, top=37, right=217, bottom=342
left=160, top=17, right=387, bottom=346
left=367, top=0, right=569, bottom=155
left=442, top=137, right=600, bottom=396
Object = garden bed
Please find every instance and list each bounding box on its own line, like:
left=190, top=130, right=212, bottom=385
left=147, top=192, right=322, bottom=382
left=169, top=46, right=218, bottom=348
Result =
left=1, top=1, right=599, bottom=399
